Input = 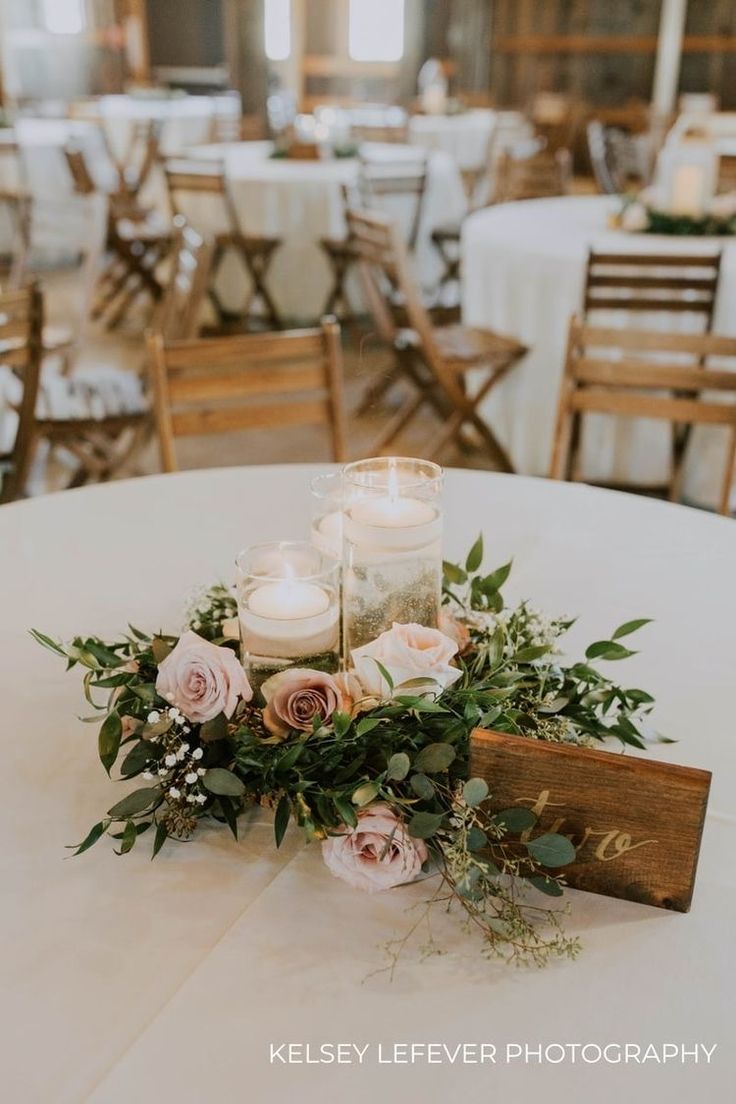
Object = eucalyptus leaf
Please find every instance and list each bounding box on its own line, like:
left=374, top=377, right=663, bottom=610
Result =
left=151, top=822, right=168, bottom=859
left=526, top=833, right=577, bottom=868
left=465, top=534, right=484, bottom=573
left=413, top=742, right=456, bottom=774
left=462, top=778, right=489, bottom=807
left=526, top=874, right=564, bottom=897
left=67, top=819, right=110, bottom=856
left=203, top=768, right=245, bottom=797
left=200, top=712, right=228, bottom=743
left=408, top=811, right=444, bottom=840
left=586, top=640, right=637, bottom=662
left=386, top=752, right=410, bottom=781
left=410, top=773, right=435, bottom=800
left=274, top=796, right=290, bottom=847
left=115, top=819, right=138, bottom=856
left=493, top=807, right=537, bottom=833
left=355, top=717, right=381, bottom=738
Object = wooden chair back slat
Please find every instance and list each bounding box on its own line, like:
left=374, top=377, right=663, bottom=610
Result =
left=550, top=316, right=736, bottom=515
left=147, top=318, right=346, bottom=471
left=496, top=146, right=572, bottom=202
left=153, top=219, right=213, bottom=342
left=0, top=282, right=44, bottom=503
left=583, top=250, right=722, bottom=329
left=357, top=153, right=429, bottom=251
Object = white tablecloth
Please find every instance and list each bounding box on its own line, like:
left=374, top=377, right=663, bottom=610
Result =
left=182, top=141, right=467, bottom=320
left=1, top=466, right=734, bottom=1104
left=72, top=95, right=236, bottom=160
left=0, top=119, right=115, bottom=258
left=462, top=195, right=736, bottom=508
left=408, top=109, right=496, bottom=171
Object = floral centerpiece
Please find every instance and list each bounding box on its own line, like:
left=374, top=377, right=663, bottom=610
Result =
left=614, top=188, right=736, bottom=236
left=33, top=536, right=659, bottom=970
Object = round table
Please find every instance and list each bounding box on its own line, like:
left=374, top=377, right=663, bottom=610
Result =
left=1, top=466, right=733, bottom=1103
left=408, top=109, right=496, bottom=171
left=183, top=141, right=467, bottom=321
left=462, top=195, right=736, bottom=509
left=72, top=94, right=238, bottom=159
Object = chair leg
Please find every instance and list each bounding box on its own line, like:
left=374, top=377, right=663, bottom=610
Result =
left=369, top=391, right=428, bottom=454
left=240, top=244, right=281, bottom=329
left=1, top=429, right=38, bottom=503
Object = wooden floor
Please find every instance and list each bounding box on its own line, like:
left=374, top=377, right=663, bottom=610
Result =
left=32, top=264, right=504, bottom=494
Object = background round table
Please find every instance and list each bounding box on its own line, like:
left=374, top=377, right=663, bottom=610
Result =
left=182, top=141, right=467, bottom=321
left=1, top=466, right=733, bottom=1104
left=408, top=109, right=496, bottom=170
left=462, top=195, right=736, bottom=509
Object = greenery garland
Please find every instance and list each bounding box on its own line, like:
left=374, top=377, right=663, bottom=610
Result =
left=32, top=536, right=660, bottom=969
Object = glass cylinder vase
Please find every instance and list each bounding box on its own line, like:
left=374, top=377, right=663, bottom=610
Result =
left=236, top=541, right=340, bottom=691
left=309, top=472, right=344, bottom=560
left=342, top=457, right=443, bottom=657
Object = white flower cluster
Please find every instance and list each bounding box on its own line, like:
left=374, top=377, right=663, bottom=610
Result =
left=141, top=706, right=208, bottom=806
left=183, top=584, right=237, bottom=635
left=467, top=603, right=566, bottom=658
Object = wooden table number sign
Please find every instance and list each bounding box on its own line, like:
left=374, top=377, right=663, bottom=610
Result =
left=469, top=729, right=711, bottom=912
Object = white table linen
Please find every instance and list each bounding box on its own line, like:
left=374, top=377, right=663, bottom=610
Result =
left=462, top=195, right=736, bottom=508
left=1, top=465, right=734, bottom=1104
left=180, top=141, right=467, bottom=320
left=408, top=109, right=496, bottom=171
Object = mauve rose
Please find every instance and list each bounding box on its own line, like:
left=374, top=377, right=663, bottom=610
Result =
left=351, top=622, right=461, bottom=699
left=322, top=803, right=428, bottom=893
left=261, top=668, right=351, bottom=737
left=155, top=630, right=252, bottom=724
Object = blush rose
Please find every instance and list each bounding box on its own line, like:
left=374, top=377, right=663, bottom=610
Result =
left=261, top=668, right=353, bottom=737
left=321, top=803, right=428, bottom=893
left=155, top=630, right=252, bottom=724
left=351, top=622, right=462, bottom=699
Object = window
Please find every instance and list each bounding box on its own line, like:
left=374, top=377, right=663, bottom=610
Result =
left=41, top=0, right=86, bottom=35
left=349, top=0, right=404, bottom=62
left=265, top=0, right=291, bottom=61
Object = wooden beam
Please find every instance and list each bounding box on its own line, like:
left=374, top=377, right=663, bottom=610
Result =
left=494, top=34, right=736, bottom=55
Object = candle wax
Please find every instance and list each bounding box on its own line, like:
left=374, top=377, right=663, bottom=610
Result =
left=350, top=495, right=436, bottom=529
left=248, top=581, right=330, bottom=620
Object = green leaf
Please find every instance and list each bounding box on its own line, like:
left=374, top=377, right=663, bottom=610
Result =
left=333, top=797, right=358, bottom=828
left=526, top=833, right=577, bottom=868
left=408, top=811, right=444, bottom=840
left=115, top=820, right=138, bottom=856
left=465, top=534, right=484, bottom=573
left=107, top=786, right=162, bottom=819
left=67, top=819, right=110, bottom=856
left=120, top=740, right=160, bottom=778
left=462, top=778, right=489, bottom=807
left=442, top=561, right=467, bottom=586
left=386, top=752, right=410, bottom=781
left=612, top=618, right=652, bottom=640
left=151, top=636, right=174, bottom=664
left=203, top=768, right=245, bottom=797
left=98, top=711, right=122, bottom=775
left=200, top=713, right=228, bottom=743
left=493, top=807, right=537, bottom=833
left=372, top=659, right=394, bottom=692
left=217, top=796, right=238, bottom=840
left=413, top=742, right=456, bottom=774
left=152, top=823, right=168, bottom=859
left=274, top=796, right=290, bottom=847
left=355, top=717, right=381, bottom=738
left=512, top=644, right=551, bottom=663
left=482, top=561, right=512, bottom=592
left=352, top=781, right=379, bottom=807
left=275, top=743, right=304, bottom=772
left=410, top=773, right=435, bottom=800
left=29, top=628, right=68, bottom=658
left=332, top=710, right=351, bottom=738
left=585, top=640, right=637, bottom=661
left=526, top=874, right=564, bottom=897
left=467, top=825, right=488, bottom=851
left=83, top=640, right=125, bottom=669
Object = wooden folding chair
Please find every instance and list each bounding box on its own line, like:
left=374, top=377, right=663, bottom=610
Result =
left=347, top=208, right=527, bottom=468
left=0, top=190, right=31, bottom=288
left=146, top=317, right=346, bottom=472
left=163, top=158, right=282, bottom=329
left=496, top=143, right=572, bottom=203
left=65, top=144, right=171, bottom=331
left=153, top=218, right=214, bottom=341
left=716, top=154, right=736, bottom=195
left=0, top=283, right=149, bottom=502
left=550, top=318, right=736, bottom=515
left=583, top=248, right=722, bottom=499
left=319, top=153, right=429, bottom=321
